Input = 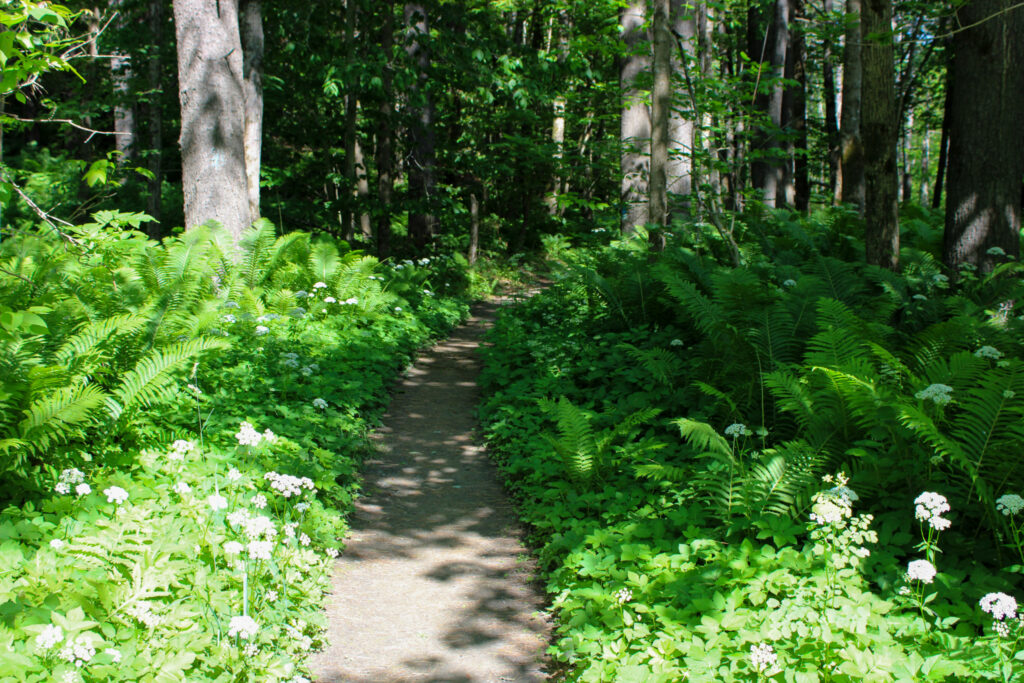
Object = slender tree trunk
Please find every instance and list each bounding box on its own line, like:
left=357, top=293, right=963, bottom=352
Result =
left=376, top=0, right=394, bottom=258
left=919, top=128, right=930, bottom=205
left=649, top=0, right=671, bottom=235
left=839, top=0, right=865, bottom=210
left=404, top=2, right=436, bottom=250
left=240, top=0, right=263, bottom=222
left=173, top=0, right=251, bottom=238
left=823, top=0, right=839, bottom=203
left=861, top=0, right=899, bottom=270
left=342, top=0, right=358, bottom=239
left=547, top=96, right=567, bottom=215
left=468, top=192, right=479, bottom=265
left=784, top=0, right=808, bottom=211
left=620, top=0, right=650, bottom=234
left=668, top=0, right=696, bottom=217
left=145, top=0, right=164, bottom=235
left=943, top=0, right=1024, bottom=272
left=901, top=110, right=913, bottom=202
left=751, top=0, right=788, bottom=207
left=931, top=69, right=951, bottom=210
left=109, top=0, right=135, bottom=162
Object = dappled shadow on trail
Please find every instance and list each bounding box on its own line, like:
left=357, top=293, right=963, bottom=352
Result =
left=310, top=301, right=550, bottom=683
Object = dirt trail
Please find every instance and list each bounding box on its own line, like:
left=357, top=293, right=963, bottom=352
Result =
left=310, top=300, right=550, bottom=683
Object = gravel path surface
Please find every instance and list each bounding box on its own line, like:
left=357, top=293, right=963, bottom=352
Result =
left=310, top=301, right=550, bottom=683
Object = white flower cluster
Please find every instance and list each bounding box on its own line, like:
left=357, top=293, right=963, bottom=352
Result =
left=980, top=592, right=1018, bottom=621
left=339, top=297, right=359, bottom=305
left=810, top=475, right=857, bottom=526
left=55, top=468, right=85, bottom=495
left=914, top=491, right=951, bottom=531
left=58, top=633, right=96, bottom=667
left=914, top=383, right=953, bottom=405
left=227, top=467, right=243, bottom=483
left=749, top=643, right=777, bottom=673
left=285, top=620, right=313, bottom=651
left=906, top=559, right=937, bottom=584
left=255, top=325, right=270, bottom=336
left=782, top=279, right=797, bottom=288
left=248, top=539, right=274, bottom=560
left=228, top=615, right=260, bottom=640
left=324, top=297, right=337, bottom=304
left=236, top=421, right=275, bottom=448
left=265, top=471, right=315, bottom=498
left=256, top=313, right=281, bottom=323
left=326, top=547, right=339, bottom=558
left=975, top=345, right=1003, bottom=360
left=614, top=588, right=632, bottom=604
left=104, top=486, right=129, bottom=505
left=312, top=398, right=328, bottom=410
left=313, top=282, right=327, bottom=290
left=173, top=482, right=191, bottom=496
left=128, top=601, right=161, bottom=628
left=222, top=314, right=237, bottom=324
left=251, top=493, right=268, bottom=509
left=35, top=624, right=64, bottom=651
left=724, top=423, right=752, bottom=438
left=996, top=493, right=1024, bottom=516
left=169, top=439, right=195, bottom=461
left=207, top=493, right=228, bottom=511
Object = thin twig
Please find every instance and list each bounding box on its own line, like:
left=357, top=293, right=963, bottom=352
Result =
left=3, top=115, right=127, bottom=141
left=0, top=266, right=33, bottom=284
left=0, top=169, right=80, bottom=244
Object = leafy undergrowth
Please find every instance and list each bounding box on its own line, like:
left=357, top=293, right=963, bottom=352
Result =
left=0, top=215, right=468, bottom=682
left=480, top=210, right=1024, bottom=681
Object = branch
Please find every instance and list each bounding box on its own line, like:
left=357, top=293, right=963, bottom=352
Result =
left=0, top=265, right=33, bottom=284
left=0, top=169, right=80, bottom=245
left=3, top=114, right=127, bottom=142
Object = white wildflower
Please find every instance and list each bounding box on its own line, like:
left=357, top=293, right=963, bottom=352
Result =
left=173, top=481, right=191, bottom=495
left=251, top=494, right=268, bottom=509
left=299, top=533, right=311, bottom=546
left=326, top=547, right=339, bottom=558
left=103, top=486, right=129, bottom=505
left=265, top=471, right=316, bottom=498
left=236, top=421, right=263, bottom=447
left=265, top=589, right=279, bottom=602
left=227, top=468, right=243, bottom=483
left=782, top=279, right=797, bottom=288
left=243, top=515, right=277, bottom=540
left=312, top=398, right=328, bottom=410
left=248, top=540, right=274, bottom=561
left=75, top=483, right=90, bottom=497
left=996, top=494, right=1024, bottom=516
left=615, top=587, right=632, bottom=604
left=749, top=643, right=778, bottom=673
left=227, top=509, right=251, bottom=528
left=324, top=296, right=337, bottom=303
left=295, top=502, right=311, bottom=513
left=255, top=325, right=270, bottom=336
left=670, top=339, right=684, bottom=347
left=223, top=541, right=244, bottom=556
left=104, top=648, right=121, bottom=663
left=55, top=482, right=71, bottom=495
left=50, top=539, right=65, bottom=550
left=975, top=346, right=1003, bottom=360
left=223, top=314, right=237, bottom=324
left=394, top=307, right=402, bottom=312
left=128, top=602, right=161, bottom=628
left=724, top=423, right=752, bottom=438
left=243, top=643, right=260, bottom=657
left=301, top=366, right=313, bottom=376
left=35, top=624, right=63, bottom=650
left=914, top=491, right=952, bottom=531
left=207, top=494, right=228, bottom=511
left=914, top=383, right=953, bottom=406
left=59, top=468, right=85, bottom=485
left=228, top=615, right=260, bottom=640
left=906, top=559, right=937, bottom=584
left=186, top=383, right=203, bottom=396
left=980, top=592, right=1018, bottom=620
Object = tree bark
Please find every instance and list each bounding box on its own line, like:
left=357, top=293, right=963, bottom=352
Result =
left=376, top=0, right=395, bottom=258
left=649, top=0, right=672, bottom=233
left=751, top=0, right=788, bottom=207
left=943, top=0, right=1024, bottom=272
left=784, top=0, right=808, bottom=211
left=668, top=0, right=696, bottom=216
left=931, top=72, right=950, bottom=211
left=173, top=0, right=251, bottom=239
left=145, top=0, right=164, bottom=235
left=240, top=0, right=263, bottom=222
left=404, top=2, right=437, bottom=250
left=354, top=134, right=372, bottom=241
left=342, top=0, right=358, bottom=240
left=109, top=0, right=135, bottom=162
left=823, top=0, right=839, bottom=203
left=861, top=0, right=899, bottom=270
left=839, top=0, right=865, bottom=211
left=620, top=0, right=650, bottom=234
left=468, top=191, right=479, bottom=265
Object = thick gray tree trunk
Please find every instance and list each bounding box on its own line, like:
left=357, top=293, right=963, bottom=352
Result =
left=240, top=0, right=263, bottom=222
left=109, top=0, right=135, bottom=162
left=173, top=0, right=251, bottom=239
left=823, top=0, right=839, bottom=202
left=145, top=0, right=163, bottom=235
left=943, top=0, right=1024, bottom=272
left=376, top=0, right=395, bottom=258
left=668, top=0, right=696, bottom=214
left=405, top=2, right=437, bottom=250
left=839, top=0, right=865, bottom=210
left=649, top=0, right=672, bottom=232
left=751, top=0, right=788, bottom=207
left=861, top=0, right=899, bottom=270
left=620, top=0, right=650, bottom=234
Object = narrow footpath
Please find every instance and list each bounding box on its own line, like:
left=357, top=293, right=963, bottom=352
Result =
left=311, top=301, right=550, bottom=683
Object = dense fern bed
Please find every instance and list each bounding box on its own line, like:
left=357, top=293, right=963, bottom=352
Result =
left=0, top=216, right=468, bottom=682
left=479, top=218, right=1024, bottom=682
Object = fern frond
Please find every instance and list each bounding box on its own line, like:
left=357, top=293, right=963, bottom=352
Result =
left=674, top=418, right=731, bottom=457
left=114, top=338, right=229, bottom=412
left=18, top=383, right=109, bottom=451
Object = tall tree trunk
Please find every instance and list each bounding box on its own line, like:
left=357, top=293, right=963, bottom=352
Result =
left=376, top=0, right=394, bottom=258
left=861, top=0, right=899, bottom=270
left=823, top=0, right=839, bottom=203
left=751, top=0, right=788, bottom=207
left=943, top=0, right=1024, bottom=272
left=784, top=0, right=808, bottom=211
left=173, top=0, right=251, bottom=239
left=240, top=0, right=263, bottom=222
left=547, top=95, right=567, bottom=215
left=354, top=135, right=372, bottom=241
left=668, top=0, right=696, bottom=217
left=468, top=191, right=479, bottom=265
left=145, top=0, right=164, bottom=236
left=404, top=2, right=436, bottom=250
left=620, top=0, right=650, bottom=234
left=931, top=66, right=951, bottom=211
left=838, top=0, right=864, bottom=210
left=342, top=0, right=358, bottom=240
left=919, top=128, right=930, bottom=205
left=109, top=0, right=135, bottom=162
left=649, top=0, right=671, bottom=235
left=901, top=110, right=913, bottom=202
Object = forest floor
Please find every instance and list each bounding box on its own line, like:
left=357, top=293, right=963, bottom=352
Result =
left=309, top=296, right=551, bottom=682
